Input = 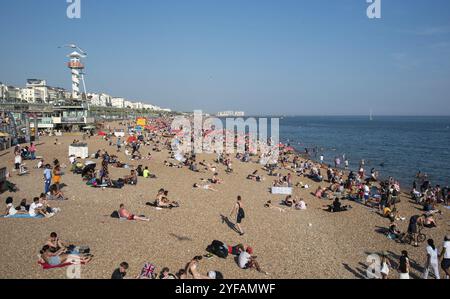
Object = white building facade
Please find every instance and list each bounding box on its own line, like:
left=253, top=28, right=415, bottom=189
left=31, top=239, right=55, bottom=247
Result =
left=111, top=97, right=125, bottom=108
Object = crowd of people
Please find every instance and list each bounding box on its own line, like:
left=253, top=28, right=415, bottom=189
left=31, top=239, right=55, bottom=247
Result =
left=1, top=116, right=449, bottom=279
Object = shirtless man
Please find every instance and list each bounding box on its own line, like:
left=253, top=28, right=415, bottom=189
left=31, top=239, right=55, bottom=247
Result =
left=123, top=170, right=138, bottom=185
left=185, top=256, right=211, bottom=279
left=157, top=191, right=180, bottom=208
left=45, top=232, right=67, bottom=253
left=118, top=204, right=149, bottom=222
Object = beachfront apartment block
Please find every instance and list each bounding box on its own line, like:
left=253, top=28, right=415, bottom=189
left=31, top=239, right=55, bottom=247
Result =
left=132, top=102, right=144, bottom=110
left=6, top=86, right=23, bottom=102
left=0, top=83, right=8, bottom=101
left=87, top=93, right=113, bottom=107
left=111, top=97, right=125, bottom=108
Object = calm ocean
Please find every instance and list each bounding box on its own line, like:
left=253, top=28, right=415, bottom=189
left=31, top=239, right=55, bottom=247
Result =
left=276, top=116, right=450, bottom=188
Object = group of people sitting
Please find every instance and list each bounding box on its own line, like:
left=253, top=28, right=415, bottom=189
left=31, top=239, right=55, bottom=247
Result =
left=146, top=188, right=180, bottom=209
left=38, top=232, right=92, bottom=267
left=112, top=257, right=224, bottom=280
left=4, top=195, right=61, bottom=218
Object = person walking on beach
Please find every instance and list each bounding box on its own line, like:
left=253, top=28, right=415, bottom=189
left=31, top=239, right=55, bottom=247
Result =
left=423, top=239, right=440, bottom=279
left=440, top=235, right=450, bottom=279
left=398, top=250, right=410, bottom=279
left=116, top=137, right=121, bottom=152
left=320, top=154, right=324, bottom=165
left=14, top=152, right=22, bottom=171
left=43, top=164, right=52, bottom=194
left=380, top=252, right=391, bottom=279
left=29, top=142, right=36, bottom=160
left=230, top=196, right=245, bottom=236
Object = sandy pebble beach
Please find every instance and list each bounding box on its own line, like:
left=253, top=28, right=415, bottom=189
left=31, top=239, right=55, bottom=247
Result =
left=0, top=121, right=449, bottom=279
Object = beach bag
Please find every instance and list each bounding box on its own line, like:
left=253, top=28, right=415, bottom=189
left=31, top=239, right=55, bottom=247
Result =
left=207, top=240, right=228, bottom=259
left=115, top=179, right=125, bottom=188
left=238, top=208, right=245, bottom=219
left=110, top=211, right=120, bottom=218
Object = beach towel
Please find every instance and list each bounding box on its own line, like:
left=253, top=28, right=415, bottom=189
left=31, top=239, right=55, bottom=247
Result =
left=145, top=202, right=171, bottom=209
left=1, top=214, right=44, bottom=219
left=271, top=187, right=292, bottom=195
left=38, top=259, right=86, bottom=270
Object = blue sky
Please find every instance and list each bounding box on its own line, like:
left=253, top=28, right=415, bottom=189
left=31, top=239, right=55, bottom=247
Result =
left=1, top=0, right=450, bottom=115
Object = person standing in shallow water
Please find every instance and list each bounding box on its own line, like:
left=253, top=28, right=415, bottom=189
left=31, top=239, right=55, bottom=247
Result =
left=230, top=196, right=245, bottom=236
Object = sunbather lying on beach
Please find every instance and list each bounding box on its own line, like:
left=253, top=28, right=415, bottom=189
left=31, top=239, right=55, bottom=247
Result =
left=39, top=245, right=92, bottom=266
left=264, top=200, right=286, bottom=212
left=164, top=160, right=183, bottom=168
left=193, top=183, right=218, bottom=192
left=118, top=204, right=149, bottom=221
left=209, top=174, right=223, bottom=184
left=247, top=170, right=265, bottom=182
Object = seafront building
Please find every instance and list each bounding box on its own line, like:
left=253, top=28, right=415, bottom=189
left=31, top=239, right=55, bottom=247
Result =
left=0, top=79, right=173, bottom=142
